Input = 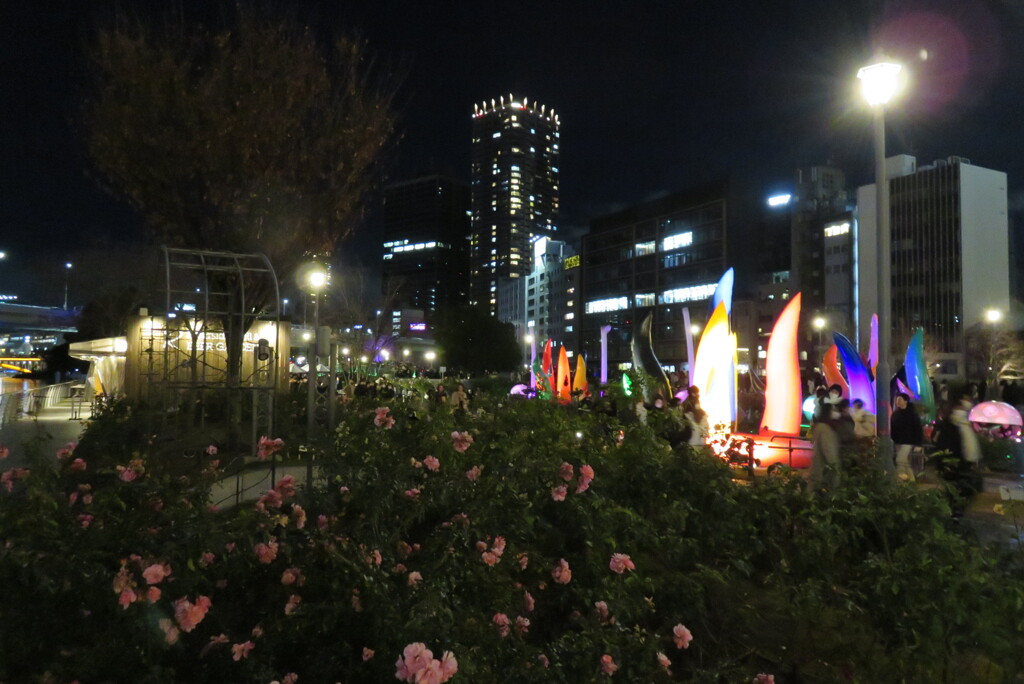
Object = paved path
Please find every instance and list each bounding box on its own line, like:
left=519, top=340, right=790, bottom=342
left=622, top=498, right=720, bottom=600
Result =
left=0, top=396, right=90, bottom=469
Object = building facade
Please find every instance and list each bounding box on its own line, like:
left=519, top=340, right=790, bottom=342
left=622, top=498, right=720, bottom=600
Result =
left=469, top=95, right=560, bottom=314
left=381, top=174, right=471, bottom=317
left=579, top=185, right=728, bottom=374
left=857, top=155, right=1010, bottom=378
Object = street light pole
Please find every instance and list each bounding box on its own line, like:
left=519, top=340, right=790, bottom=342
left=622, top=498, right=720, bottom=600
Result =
left=858, top=59, right=902, bottom=472
left=63, top=262, right=72, bottom=310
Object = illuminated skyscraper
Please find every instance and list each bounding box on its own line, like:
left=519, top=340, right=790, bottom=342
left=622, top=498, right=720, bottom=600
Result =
left=469, top=95, right=559, bottom=315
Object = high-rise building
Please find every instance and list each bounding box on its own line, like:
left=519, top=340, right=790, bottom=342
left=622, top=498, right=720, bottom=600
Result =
left=382, top=174, right=471, bottom=316
left=857, top=155, right=1010, bottom=378
left=469, top=95, right=560, bottom=315
left=497, top=237, right=578, bottom=350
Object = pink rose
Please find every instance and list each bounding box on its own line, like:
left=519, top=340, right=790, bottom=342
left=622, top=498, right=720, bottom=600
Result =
left=538, top=654, right=550, bottom=668
left=440, top=650, right=458, bottom=678
left=577, top=464, right=595, bottom=493
left=559, top=462, right=574, bottom=481
left=515, top=615, right=530, bottom=634
left=317, top=514, right=328, bottom=530
left=657, top=651, right=672, bottom=673
left=362, top=647, right=375, bottom=661
left=69, top=458, right=88, bottom=472
left=523, top=590, right=535, bottom=612
left=492, top=612, right=511, bottom=637
left=673, top=623, right=693, bottom=649
left=55, top=442, right=77, bottom=459
left=451, top=431, right=474, bottom=453
left=147, top=586, right=162, bottom=602
left=374, top=406, right=394, bottom=428
left=256, top=436, right=285, bottom=460
left=284, top=594, right=302, bottom=615
left=117, top=587, right=137, bottom=609
left=274, top=475, right=298, bottom=499
left=481, top=551, right=499, bottom=566
left=292, top=504, right=307, bottom=529
left=254, top=540, right=279, bottom=564
left=492, top=536, right=506, bottom=556
left=282, top=674, right=298, bottom=684
left=423, top=455, right=440, bottom=471
left=551, top=485, right=567, bottom=501
left=173, top=595, right=212, bottom=632
left=407, top=571, right=423, bottom=586
left=231, top=640, right=255, bottom=661
left=404, top=488, right=420, bottom=500
left=754, top=675, right=775, bottom=684
left=200, top=552, right=216, bottom=567
left=158, top=618, right=180, bottom=645
left=518, top=553, right=529, bottom=570
left=465, top=465, right=481, bottom=481
left=609, top=553, right=636, bottom=574
left=600, top=654, right=618, bottom=675
left=77, top=514, right=94, bottom=528
left=397, top=642, right=433, bottom=680
left=595, top=601, right=610, bottom=623
left=551, top=558, right=572, bottom=584
left=205, top=444, right=218, bottom=455
left=118, top=466, right=137, bottom=482
left=280, top=567, right=304, bottom=586
left=142, top=563, right=171, bottom=585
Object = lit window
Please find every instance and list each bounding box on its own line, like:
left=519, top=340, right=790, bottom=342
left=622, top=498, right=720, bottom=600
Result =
left=661, top=232, right=693, bottom=251
left=659, top=283, right=716, bottom=305
left=585, top=297, right=630, bottom=314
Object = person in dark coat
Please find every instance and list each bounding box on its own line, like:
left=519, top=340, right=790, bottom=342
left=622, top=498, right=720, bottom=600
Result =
left=891, top=392, right=923, bottom=481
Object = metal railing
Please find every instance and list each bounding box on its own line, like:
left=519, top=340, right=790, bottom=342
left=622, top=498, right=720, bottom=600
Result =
left=0, top=382, right=85, bottom=428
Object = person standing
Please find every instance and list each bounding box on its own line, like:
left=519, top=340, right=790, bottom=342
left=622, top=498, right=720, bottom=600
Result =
left=449, top=383, right=469, bottom=413
left=891, top=393, right=923, bottom=481
left=950, top=396, right=981, bottom=465
left=851, top=399, right=876, bottom=438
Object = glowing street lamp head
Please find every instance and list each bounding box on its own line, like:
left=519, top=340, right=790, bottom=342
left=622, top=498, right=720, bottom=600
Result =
left=341, top=347, right=350, bottom=356
left=524, top=334, right=534, bottom=344
left=297, top=262, right=328, bottom=292
left=985, top=308, right=1003, bottom=323
left=812, top=316, right=827, bottom=330
left=403, top=348, right=411, bottom=357
left=857, top=61, right=903, bottom=106
left=425, top=351, right=436, bottom=362
left=307, top=269, right=327, bottom=290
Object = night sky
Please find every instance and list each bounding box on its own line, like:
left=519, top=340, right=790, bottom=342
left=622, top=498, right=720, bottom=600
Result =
left=3, top=0, right=1023, bottom=304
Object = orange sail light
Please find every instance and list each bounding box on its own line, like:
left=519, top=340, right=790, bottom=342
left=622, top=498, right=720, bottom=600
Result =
left=822, top=344, right=850, bottom=398
left=759, top=293, right=802, bottom=435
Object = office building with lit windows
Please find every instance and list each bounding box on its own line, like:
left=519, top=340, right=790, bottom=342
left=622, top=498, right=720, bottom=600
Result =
left=469, top=95, right=559, bottom=315
left=857, top=155, right=1009, bottom=378
left=579, top=184, right=728, bottom=372
left=381, top=174, right=471, bottom=316
left=498, top=237, right=578, bottom=353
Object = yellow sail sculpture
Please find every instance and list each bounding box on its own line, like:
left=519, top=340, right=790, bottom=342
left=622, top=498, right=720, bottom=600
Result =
left=691, top=302, right=736, bottom=430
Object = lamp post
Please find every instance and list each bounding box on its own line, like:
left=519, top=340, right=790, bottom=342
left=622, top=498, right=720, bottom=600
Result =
left=812, top=316, right=826, bottom=366
left=858, top=59, right=902, bottom=471
left=63, top=262, right=73, bottom=310
left=303, top=264, right=328, bottom=438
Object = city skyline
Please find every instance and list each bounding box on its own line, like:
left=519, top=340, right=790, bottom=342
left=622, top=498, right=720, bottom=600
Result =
left=3, top=0, right=1024, bottom=304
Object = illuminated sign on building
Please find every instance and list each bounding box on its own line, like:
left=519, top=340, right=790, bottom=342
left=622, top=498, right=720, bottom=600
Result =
left=563, top=254, right=580, bottom=270
left=824, top=221, right=850, bottom=237
left=408, top=323, right=427, bottom=332
left=767, top=194, right=792, bottom=207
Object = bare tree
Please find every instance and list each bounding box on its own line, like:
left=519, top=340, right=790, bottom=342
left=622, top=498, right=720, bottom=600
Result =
left=83, top=5, right=401, bottom=388
left=966, top=326, right=1024, bottom=388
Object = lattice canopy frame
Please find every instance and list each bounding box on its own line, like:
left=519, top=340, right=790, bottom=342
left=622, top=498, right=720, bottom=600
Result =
left=141, top=248, right=282, bottom=389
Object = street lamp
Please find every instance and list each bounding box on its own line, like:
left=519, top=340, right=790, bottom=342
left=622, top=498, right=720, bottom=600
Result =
left=63, top=262, right=73, bottom=310
left=301, top=263, right=328, bottom=438
left=985, top=308, right=1003, bottom=324
left=858, top=58, right=903, bottom=472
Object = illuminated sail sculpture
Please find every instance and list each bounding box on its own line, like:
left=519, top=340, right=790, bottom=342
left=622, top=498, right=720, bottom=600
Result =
left=630, top=313, right=673, bottom=404
left=904, top=328, right=935, bottom=421
left=759, top=293, right=802, bottom=435
left=572, top=355, right=589, bottom=397
left=833, top=332, right=875, bottom=414
left=710, top=268, right=734, bottom=316
left=692, top=302, right=736, bottom=430
left=822, top=344, right=850, bottom=398
left=556, top=346, right=571, bottom=402
left=868, top=314, right=879, bottom=378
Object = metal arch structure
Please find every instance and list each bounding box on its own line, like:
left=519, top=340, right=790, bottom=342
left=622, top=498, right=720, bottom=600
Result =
left=155, top=247, right=281, bottom=389
left=134, top=248, right=282, bottom=443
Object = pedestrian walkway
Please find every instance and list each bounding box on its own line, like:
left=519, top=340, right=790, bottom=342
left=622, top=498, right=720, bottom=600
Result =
left=0, top=396, right=90, bottom=469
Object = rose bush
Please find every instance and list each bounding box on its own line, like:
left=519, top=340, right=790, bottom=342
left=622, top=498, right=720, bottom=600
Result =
left=0, top=395, right=1022, bottom=682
